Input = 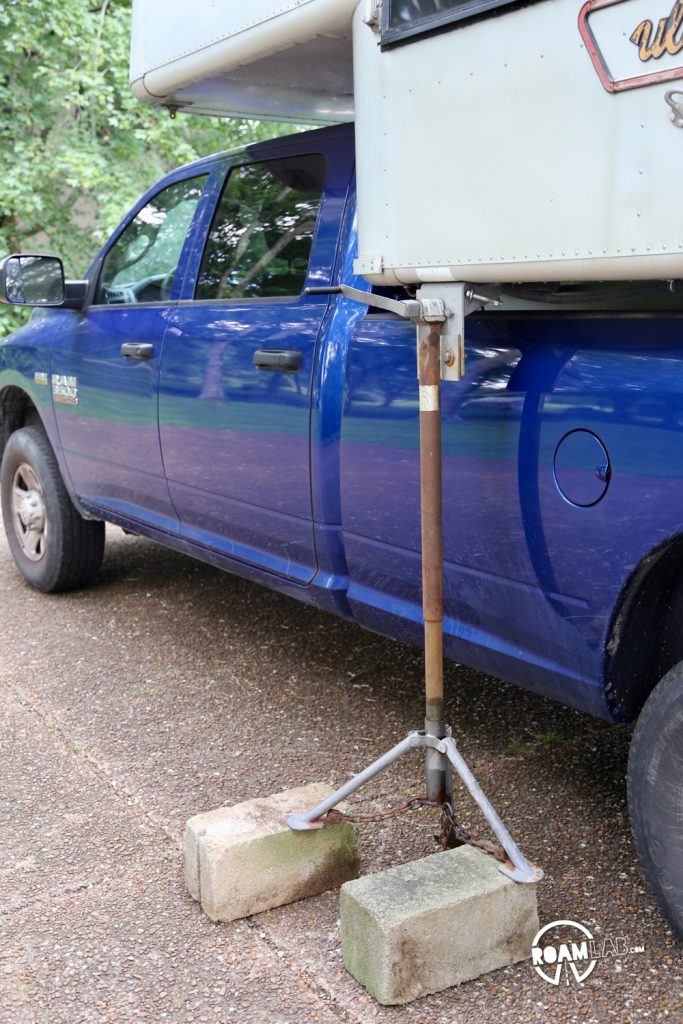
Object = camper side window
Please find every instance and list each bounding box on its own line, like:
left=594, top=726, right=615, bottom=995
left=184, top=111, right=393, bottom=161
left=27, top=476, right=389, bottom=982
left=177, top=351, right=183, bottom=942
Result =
left=195, top=154, right=326, bottom=301
left=382, top=0, right=526, bottom=46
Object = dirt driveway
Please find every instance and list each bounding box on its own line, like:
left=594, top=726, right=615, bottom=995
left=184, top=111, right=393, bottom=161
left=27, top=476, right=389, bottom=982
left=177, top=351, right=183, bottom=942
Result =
left=0, top=526, right=680, bottom=1023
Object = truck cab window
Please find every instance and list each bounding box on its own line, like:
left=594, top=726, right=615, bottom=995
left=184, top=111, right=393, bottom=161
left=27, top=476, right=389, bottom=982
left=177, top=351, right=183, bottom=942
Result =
left=96, top=175, right=207, bottom=305
left=195, top=154, right=325, bottom=301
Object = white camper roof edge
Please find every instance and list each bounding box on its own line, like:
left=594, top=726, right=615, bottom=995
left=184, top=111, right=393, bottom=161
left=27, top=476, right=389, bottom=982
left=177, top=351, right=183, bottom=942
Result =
left=130, top=0, right=356, bottom=122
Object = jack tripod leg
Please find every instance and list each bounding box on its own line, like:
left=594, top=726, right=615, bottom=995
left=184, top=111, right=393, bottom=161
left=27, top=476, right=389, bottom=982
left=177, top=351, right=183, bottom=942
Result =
left=286, top=733, right=420, bottom=830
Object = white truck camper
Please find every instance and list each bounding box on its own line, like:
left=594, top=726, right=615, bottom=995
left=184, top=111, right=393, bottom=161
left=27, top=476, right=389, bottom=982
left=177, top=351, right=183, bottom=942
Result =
left=130, top=0, right=683, bottom=286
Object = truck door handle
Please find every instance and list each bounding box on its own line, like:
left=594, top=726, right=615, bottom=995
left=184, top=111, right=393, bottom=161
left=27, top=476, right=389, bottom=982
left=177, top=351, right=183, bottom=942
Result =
left=253, top=349, right=302, bottom=372
left=121, top=342, right=154, bottom=361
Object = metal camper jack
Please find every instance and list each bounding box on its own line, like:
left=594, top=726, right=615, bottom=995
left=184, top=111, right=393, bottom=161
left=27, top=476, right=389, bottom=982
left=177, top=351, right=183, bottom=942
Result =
left=287, top=283, right=543, bottom=886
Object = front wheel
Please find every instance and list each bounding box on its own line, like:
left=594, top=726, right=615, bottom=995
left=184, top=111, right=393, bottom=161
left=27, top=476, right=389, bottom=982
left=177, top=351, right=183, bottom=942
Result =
left=627, top=664, right=683, bottom=941
left=0, top=426, right=104, bottom=592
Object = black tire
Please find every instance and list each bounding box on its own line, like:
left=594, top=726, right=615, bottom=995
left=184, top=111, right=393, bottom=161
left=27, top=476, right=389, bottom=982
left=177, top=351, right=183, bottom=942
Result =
left=0, top=426, right=104, bottom=593
left=627, top=664, right=683, bottom=941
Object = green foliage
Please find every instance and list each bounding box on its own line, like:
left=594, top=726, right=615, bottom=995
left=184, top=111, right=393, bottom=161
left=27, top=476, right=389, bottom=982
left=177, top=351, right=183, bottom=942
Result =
left=0, top=0, right=298, bottom=337
left=503, top=730, right=573, bottom=757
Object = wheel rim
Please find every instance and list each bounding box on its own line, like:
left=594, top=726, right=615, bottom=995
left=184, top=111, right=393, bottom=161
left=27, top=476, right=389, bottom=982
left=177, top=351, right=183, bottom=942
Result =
left=11, top=463, right=48, bottom=562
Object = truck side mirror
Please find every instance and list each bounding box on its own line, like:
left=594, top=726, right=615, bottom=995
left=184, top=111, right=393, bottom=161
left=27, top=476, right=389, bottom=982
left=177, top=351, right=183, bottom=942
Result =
left=0, top=254, right=65, bottom=306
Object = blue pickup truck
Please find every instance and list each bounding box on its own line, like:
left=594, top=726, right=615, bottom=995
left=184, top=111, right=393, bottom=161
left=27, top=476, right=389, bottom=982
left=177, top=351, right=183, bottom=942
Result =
left=1, top=123, right=682, bottom=938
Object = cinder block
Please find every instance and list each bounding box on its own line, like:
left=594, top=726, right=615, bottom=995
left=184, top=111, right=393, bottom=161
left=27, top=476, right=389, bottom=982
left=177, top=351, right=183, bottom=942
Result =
left=184, top=783, right=360, bottom=922
left=340, top=845, right=539, bottom=1004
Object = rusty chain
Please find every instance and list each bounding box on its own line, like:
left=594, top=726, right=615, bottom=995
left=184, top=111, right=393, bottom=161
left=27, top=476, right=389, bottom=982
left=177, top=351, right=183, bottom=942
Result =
left=321, top=798, right=507, bottom=864
left=438, top=800, right=507, bottom=862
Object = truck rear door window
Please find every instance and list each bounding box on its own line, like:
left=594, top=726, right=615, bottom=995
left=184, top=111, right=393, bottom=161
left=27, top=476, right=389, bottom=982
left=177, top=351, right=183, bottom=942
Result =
left=195, top=154, right=326, bottom=301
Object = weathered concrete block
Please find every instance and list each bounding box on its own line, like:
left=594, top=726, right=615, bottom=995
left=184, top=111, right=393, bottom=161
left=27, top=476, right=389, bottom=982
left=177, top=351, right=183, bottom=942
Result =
left=184, top=783, right=360, bottom=922
left=340, top=845, right=539, bottom=1004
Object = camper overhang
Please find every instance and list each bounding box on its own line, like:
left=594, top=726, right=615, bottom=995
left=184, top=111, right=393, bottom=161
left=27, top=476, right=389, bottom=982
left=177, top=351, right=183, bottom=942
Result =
left=130, top=0, right=683, bottom=283
left=130, top=0, right=356, bottom=123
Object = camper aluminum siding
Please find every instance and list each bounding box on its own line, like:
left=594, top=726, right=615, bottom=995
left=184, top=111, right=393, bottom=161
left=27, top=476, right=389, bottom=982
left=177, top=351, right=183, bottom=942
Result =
left=353, top=0, right=683, bottom=284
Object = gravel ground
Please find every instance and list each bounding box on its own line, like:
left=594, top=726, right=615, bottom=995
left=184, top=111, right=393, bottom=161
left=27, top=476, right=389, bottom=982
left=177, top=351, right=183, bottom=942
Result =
left=0, top=525, right=680, bottom=1023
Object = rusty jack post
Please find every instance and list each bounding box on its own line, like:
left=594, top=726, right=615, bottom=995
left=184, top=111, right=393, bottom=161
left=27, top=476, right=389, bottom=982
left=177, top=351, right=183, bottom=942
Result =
left=418, top=319, right=448, bottom=803
left=287, top=283, right=543, bottom=885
